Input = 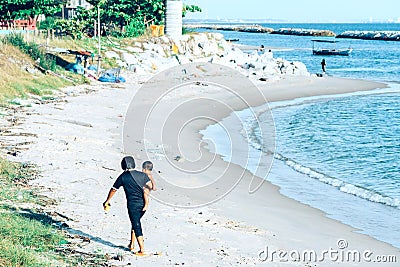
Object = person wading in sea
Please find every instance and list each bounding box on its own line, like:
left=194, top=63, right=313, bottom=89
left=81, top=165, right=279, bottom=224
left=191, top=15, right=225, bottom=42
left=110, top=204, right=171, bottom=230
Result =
left=321, top=58, right=327, bottom=73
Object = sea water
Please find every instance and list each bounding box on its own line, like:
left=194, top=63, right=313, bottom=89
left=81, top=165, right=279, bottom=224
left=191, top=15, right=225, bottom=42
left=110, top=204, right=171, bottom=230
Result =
left=200, top=23, right=400, bottom=248
left=270, top=89, right=400, bottom=248
left=196, top=23, right=400, bottom=83
left=202, top=89, right=400, bottom=248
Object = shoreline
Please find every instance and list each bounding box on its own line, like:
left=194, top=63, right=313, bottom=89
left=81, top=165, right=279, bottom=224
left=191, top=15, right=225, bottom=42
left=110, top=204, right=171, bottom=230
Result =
left=7, top=64, right=399, bottom=266
left=122, top=65, right=399, bottom=265
left=267, top=83, right=400, bottom=109
left=202, top=82, right=400, bottom=249
left=196, top=74, right=400, bottom=262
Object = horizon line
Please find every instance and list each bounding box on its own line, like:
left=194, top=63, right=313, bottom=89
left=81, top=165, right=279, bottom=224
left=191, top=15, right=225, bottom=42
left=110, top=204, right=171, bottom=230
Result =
left=184, top=18, right=400, bottom=24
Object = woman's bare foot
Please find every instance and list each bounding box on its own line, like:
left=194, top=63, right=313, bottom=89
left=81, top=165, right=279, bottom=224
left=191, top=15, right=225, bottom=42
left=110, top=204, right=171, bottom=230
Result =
left=134, top=251, right=147, bottom=256
left=128, top=243, right=134, bottom=251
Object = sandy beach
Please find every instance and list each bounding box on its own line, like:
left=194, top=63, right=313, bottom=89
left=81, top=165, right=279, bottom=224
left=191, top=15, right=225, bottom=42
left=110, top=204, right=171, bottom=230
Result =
left=4, top=61, right=399, bottom=267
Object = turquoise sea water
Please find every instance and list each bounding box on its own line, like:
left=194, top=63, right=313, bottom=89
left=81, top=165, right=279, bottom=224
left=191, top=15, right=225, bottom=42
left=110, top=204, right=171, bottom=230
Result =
left=267, top=90, right=400, bottom=248
left=273, top=93, right=400, bottom=207
left=197, top=23, right=400, bottom=82
left=200, top=23, right=400, bottom=248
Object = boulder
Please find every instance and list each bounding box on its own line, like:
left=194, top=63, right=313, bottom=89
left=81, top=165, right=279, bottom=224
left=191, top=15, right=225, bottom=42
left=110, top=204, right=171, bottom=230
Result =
left=210, top=33, right=224, bottom=41
left=201, top=40, right=220, bottom=56
left=132, top=42, right=143, bottom=48
left=153, top=44, right=167, bottom=57
left=180, top=35, right=191, bottom=43
left=159, top=36, right=171, bottom=44
left=142, top=42, right=155, bottom=51
left=126, top=46, right=144, bottom=53
left=104, top=51, right=120, bottom=59
left=292, top=61, right=309, bottom=76
left=122, top=52, right=139, bottom=66
left=116, top=59, right=127, bottom=68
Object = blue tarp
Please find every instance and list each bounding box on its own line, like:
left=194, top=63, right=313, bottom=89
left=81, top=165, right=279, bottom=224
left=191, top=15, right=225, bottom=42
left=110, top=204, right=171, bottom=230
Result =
left=66, top=63, right=85, bottom=74
left=87, top=65, right=97, bottom=71
left=98, top=72, right=126, bottom=83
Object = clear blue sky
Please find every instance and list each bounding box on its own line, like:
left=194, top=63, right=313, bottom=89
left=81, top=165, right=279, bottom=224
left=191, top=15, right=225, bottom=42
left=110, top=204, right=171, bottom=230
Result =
left=184, top=0, right=400, bottom=23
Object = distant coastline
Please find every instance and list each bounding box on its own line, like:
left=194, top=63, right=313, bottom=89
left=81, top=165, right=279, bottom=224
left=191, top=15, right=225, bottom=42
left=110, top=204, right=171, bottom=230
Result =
left=185, top=24, right=335, bottom=37
left=185, top=22, right=400, bottom=41
left=184, top=18, right=400, bottom=24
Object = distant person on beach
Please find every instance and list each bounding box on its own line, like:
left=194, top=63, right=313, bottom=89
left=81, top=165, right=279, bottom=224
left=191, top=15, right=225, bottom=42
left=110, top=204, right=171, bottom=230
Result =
left=141, top=160, right=156, bottom=212
left=103, top=156, right=152, bottom=256
left=321, top=58, right=326, bottom=73
left=258, top=45, right=265, bottom=55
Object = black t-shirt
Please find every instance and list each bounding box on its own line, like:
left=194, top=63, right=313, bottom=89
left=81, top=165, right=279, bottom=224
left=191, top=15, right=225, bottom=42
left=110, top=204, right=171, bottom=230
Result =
left=113, top=170, right=150, bottom=208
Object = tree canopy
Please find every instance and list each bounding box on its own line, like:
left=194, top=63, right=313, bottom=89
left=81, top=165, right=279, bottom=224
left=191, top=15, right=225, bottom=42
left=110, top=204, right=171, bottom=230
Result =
left=0, top=0, right=68, bottom=19
left=0, top=0, right=201, bottom=38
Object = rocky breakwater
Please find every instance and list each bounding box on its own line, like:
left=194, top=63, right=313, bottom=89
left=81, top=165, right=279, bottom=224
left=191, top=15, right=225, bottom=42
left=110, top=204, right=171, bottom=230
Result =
left=271, top=28, right=336, bottom=37
left=185, top=24, right=274, bottom=33
left=336, top=31, right=400, bottom=41
left=103, top=32, right=309, bottom=80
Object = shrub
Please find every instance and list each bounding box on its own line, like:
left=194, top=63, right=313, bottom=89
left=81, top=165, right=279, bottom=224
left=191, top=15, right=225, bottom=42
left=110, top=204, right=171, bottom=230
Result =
left=2, top=34, right=56, bottom=71
left=38, top=17, right=57, bottom=30
left=54, top=19, right=86, bottom=40
left=121, top=18, right=146, bottom=38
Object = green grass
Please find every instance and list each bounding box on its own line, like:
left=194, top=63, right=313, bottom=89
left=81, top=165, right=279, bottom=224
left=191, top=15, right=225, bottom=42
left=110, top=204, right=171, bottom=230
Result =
left=2, top=34, right=56, bottom=72
left=0, top=44, right=74, bottom=102
left=0, top=157, right=107, bottom=266
left=0, top=212, right=65, bottom=267
left=0, top=33, right=142, bottom=103
left=0, top=158, right=31, bottom=184
left=0, top=158, right=65, bottom=266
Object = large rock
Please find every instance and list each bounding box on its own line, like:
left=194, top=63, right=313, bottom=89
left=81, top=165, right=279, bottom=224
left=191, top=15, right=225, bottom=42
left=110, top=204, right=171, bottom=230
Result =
left=154, top=44, right=167, bottom=57
left=159, top=36, right=171, bottom=44
left=180, top=35, right=191, bottom=43
left=122, top=52, right=139, bottom=65
left=126, top=46, right=144, bottom=53
left=224, top=47, right=247, bottom=66
left=292, top=61, right=309, bottom=76
left=210, top=33, right=224, bottom=41
left=142, top=42, right=155, bottom=51
left=104, top=51, right=120, bottom=59
left=116, top=32, right=310, bottom=79
left=116, top=59, right=127, bottom=68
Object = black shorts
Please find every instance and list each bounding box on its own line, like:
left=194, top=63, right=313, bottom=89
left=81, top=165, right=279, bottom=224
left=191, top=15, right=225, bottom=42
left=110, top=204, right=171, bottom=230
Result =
left=127, top=206, right=146, bottom=237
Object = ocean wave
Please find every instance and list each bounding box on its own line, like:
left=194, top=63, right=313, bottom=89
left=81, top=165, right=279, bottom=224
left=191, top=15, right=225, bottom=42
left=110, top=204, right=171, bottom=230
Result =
left=241, top=95, right=400, bottom=210
left=274, top=153, right=400, bottom=209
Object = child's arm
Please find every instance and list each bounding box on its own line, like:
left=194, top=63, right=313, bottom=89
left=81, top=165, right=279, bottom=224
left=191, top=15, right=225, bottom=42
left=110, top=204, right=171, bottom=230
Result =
left=142, top=187, right=150, bottom=211
left=148, top=173, right=156, bottom=191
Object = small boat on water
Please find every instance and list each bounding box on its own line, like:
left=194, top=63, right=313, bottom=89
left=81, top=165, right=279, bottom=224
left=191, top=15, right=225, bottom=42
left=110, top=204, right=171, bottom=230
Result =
left=312, top=39, right=352, bottom=56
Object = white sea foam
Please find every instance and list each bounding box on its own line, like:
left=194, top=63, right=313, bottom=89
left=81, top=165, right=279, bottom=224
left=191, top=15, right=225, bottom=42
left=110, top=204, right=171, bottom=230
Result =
left=241, top=89, right=400, bottom=210
left=268, top=84, right=400, bottom=110
left=274, top=152, right=400, bottom=209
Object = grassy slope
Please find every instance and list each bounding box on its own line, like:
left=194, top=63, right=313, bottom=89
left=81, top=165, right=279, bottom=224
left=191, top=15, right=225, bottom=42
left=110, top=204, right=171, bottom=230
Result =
left=0, top=158, right=67, bottom=266
left=0, top=35, right=130, bottom=103
left=0, top=33, right=160, bottom=265
left=0, top=36, right=119, bottom=266
left=0, top=42, right=70, bottom=266
left=0, top=44, right=72, bottom=101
